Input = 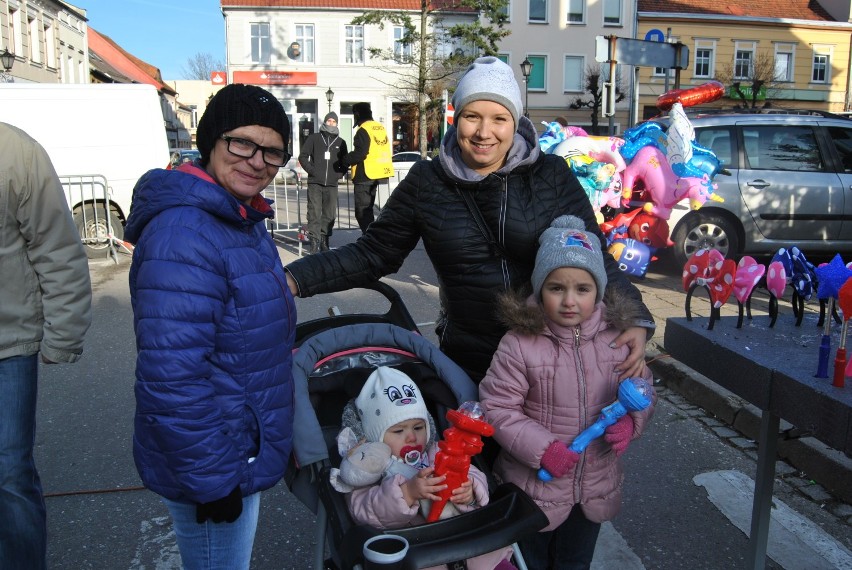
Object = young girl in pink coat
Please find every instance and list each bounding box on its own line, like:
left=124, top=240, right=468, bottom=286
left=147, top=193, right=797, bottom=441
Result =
left=479, top=215, right=656, bottom=570
left=340, top=366, right=516, bottom=570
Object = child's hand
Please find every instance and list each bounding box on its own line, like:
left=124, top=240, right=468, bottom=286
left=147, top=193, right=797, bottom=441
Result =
left=401, top=467, right=447, bottom=507
left=449, top=478, right=474, bottom=506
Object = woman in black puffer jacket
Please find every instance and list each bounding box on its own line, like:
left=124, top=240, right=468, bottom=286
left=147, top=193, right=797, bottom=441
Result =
left=285, top=57, right=654, bottom=382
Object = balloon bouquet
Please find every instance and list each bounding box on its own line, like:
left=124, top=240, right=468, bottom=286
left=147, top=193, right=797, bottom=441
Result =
left=538, top=80, right=728, bottom=278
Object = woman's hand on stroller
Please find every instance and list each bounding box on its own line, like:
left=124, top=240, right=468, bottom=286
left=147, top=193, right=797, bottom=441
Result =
left=401, top=467, right=447, bottom=507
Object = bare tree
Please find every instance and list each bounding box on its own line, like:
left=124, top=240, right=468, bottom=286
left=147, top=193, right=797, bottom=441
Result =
left=715, top=50, right=780, bottom=109
left=351, top=0, right=509, bottom=157
left=181, top=52, right=225, bottom=80
left=569, top=65, right=625, bottom=135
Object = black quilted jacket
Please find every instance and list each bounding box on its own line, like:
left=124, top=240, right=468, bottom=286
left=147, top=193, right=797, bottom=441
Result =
left=286, top=129, right=654, bottom=381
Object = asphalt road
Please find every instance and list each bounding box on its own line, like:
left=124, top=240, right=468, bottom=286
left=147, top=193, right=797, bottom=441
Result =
left=35, top=232, right=852, bottom=569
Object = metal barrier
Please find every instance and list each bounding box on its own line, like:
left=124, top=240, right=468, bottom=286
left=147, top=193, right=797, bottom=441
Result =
left=264, top=170, right=388, bottom=256
left=60, top=174, right=130, bottom=263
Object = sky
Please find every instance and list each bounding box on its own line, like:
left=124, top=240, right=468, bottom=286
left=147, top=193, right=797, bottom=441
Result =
left=82, top=0, right=226, bottom=80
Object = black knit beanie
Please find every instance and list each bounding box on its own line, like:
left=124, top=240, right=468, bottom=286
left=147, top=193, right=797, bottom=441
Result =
left=352, top=102, right=373, bottom=126
left=196, top=84, right=290, bottom=165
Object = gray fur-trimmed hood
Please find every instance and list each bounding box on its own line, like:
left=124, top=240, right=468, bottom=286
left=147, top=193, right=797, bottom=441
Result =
left=496, top=285, right=647, bottom=337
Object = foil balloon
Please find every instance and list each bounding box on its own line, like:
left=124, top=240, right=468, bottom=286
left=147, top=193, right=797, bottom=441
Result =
left=621, top=145, right=722, bottom=219
left=628, top=211, right=672, bottom=250
left=609, top=238, right=651, bottom=278
left=538, top=121, right=568, bottom=154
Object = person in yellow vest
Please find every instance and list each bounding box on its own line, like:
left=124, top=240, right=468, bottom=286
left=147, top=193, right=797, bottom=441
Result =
left=344, top=102, right=394, bottom=233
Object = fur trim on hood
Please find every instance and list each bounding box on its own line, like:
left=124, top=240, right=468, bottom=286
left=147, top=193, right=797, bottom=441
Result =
left=496, top=285, right=646, bottom=337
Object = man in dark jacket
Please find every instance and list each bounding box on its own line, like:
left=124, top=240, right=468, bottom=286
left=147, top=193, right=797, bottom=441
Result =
left=299, top=112, right=347, bottom=252
left=344, top=102, right=393, bottom=233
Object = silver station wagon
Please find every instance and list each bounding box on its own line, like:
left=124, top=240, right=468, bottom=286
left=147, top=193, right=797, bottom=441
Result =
left=651, top=111, right=852, bottom=266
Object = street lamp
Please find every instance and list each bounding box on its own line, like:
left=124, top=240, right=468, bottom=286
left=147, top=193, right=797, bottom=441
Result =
left=519, top=58, right=532, bottom=117
left=325, top=87, right=334, bottom=113
left=0, top=48, right=15, bottom=83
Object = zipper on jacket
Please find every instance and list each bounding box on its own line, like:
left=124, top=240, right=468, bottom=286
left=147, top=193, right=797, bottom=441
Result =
left=498, top=175, right=510, bottom=289
left=573, top=325, right=587, bottom=500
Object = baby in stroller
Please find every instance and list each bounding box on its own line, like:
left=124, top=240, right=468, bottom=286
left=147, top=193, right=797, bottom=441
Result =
left=337, top=366, right=516, bottom=570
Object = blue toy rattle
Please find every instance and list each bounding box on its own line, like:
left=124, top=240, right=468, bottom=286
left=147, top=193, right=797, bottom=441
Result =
left=538, top=377, right=653, bottom=482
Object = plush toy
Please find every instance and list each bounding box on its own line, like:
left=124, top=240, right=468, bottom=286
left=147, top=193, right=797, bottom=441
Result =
left=328, top=427, right=461, bottom=520
left=329, top=427, right=394, bottom=493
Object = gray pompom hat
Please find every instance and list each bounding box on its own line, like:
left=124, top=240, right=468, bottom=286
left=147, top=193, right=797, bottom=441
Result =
left=451, top=56, right=523, bottom=133
left=531, top=215, right=608, bottom=303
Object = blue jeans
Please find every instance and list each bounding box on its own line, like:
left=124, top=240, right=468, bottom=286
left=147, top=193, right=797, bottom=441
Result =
left=0, top=354, right=46, bottom=570
left=518, top=503, right=601, bottom=570
left=162, top=492, right=260, bottom=570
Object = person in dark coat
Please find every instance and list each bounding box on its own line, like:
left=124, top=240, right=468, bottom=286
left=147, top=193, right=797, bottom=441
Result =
left=125, top=83, right=297, bottom=570
left=298, top=111, right=347, bottom=252
left=284, top=57, right=654, bottom=383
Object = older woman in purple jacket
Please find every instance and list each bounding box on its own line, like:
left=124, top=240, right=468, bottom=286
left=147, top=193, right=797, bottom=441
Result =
left=126, top=84, right=297, bottom=570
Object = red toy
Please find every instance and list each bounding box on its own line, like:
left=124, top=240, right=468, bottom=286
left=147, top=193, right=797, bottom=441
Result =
left=426, top=401, right=494, bottom=522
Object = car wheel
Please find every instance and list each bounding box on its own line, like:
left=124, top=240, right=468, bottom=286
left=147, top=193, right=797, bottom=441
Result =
left=73, top=205, right=124, bottom=259
left=671, top=213, right=740, bottom=267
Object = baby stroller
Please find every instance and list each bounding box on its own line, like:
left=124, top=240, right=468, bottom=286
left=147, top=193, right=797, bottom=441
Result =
left=286, top=281, right=547, bottom=570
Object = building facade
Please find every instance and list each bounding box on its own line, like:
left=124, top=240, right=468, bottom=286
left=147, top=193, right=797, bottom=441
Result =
left=0, top=0, right=88, bottom=83
left=637, top=0, right=852, bottom=119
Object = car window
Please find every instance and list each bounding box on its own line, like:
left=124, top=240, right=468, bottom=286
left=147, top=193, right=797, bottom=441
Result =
left=826, top=125, right=852, bottom=173
left=742, top=126, right=823, bottom=171
left=695, top=127, right=734, bottom=167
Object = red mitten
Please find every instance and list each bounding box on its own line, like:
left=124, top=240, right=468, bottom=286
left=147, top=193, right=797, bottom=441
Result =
left=540, top=441, right=580, bottom=478
left=604, top=414, right=635, bottom=456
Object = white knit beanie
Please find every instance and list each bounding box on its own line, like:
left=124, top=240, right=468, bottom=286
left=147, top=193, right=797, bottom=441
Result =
left=452, top=56, right=523, bottom=133
left=356, top=367, right=431, bottom=444
left=531, top=215, right=608, bottom=303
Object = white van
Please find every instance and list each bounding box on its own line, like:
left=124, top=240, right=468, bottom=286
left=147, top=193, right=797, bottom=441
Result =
left=0, top=83, right=170, bottom=257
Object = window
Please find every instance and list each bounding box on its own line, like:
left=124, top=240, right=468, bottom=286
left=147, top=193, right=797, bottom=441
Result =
left=812, top=45, right=831, bottom=83
left=734, top=42, right=756, bottom=80
left=498, top=0, right=511, bottom=21
left=603, top=0, right=622, bottom=25
left=10, top=8, right=22, bottom=55
left=295, top=24, right=315, bottom=63
left=563, top=55, right=584, bottom=91
left=529, top=0, right=547, bottom=23
left=393, top=26, right=412, bottom=63
left=774, top=43, right=795, bottom=82
left=826, top=126, right=852, bottom=173
left=527, top=55, right=546, bottom=91
left=345, top=25, right=363, bottom=64
left=497, top=53, right=509, bottom=65
left=567, top=0, right=584, bottom=23
left=693, top=40, right=715, bottom=78
left=29, top=17, right=41, bottom=64
left=695, top=128, right=734, bottom=167
left=44, top=20, right=55, bottom=68
left=250, top=22, right=271, bottom=64
left=743, top=126, right=822, bottom=171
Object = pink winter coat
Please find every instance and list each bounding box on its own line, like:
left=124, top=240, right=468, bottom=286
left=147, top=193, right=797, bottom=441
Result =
left=479, top=289, right=656, bottom=531
left=346, top=445, right=513, bottom=570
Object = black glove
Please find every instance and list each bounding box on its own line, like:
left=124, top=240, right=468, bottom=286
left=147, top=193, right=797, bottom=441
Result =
left=195, top=486, right=243, bottom=524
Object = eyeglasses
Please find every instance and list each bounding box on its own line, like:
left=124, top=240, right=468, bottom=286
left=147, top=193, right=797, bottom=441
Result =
left=220, top=135, right=291, bottom=167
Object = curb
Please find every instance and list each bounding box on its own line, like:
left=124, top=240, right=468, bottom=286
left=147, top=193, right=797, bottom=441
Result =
left=646, top=343, right=852, bottom=505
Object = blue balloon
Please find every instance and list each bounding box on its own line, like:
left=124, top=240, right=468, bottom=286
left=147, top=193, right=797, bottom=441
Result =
left=608, top=238, right=651, bottom=278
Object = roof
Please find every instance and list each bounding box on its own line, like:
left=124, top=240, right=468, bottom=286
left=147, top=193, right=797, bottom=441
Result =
left=637, top=0, right=835, bottom=21
left=221, top=0, right=472, bottom=11
left=88, top=27, right=177, bottom=94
